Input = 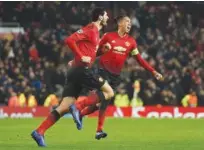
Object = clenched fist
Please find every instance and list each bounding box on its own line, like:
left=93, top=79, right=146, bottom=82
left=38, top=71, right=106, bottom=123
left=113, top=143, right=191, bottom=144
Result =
left=153, top=71, right=163, bottom=81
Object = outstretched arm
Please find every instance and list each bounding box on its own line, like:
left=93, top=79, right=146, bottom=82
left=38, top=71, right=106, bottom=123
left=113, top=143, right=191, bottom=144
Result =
left=131, top=47, right=163, bottom=81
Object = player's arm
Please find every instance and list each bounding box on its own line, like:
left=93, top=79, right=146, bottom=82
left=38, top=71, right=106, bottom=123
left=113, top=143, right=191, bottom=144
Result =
left=65, top=29, right=93, bottom=63
left=97, top=33, right=111, bottom=56
left=131, top=47, right=155, bottom=72
left=131, top=41, right=163, bottom=81
left=64, top=29, right=87, bottom=58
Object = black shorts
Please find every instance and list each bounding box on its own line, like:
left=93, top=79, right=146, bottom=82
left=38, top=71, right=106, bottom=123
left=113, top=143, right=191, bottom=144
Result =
left=98, top=68, right=120, bottom=91
left=79, top=68, right=121, bottom=96
left=62, top=66, right=106, bottom=98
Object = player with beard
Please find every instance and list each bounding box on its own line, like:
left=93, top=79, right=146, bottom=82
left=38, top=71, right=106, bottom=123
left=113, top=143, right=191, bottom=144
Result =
left=31, top=8, right=114, bottom=147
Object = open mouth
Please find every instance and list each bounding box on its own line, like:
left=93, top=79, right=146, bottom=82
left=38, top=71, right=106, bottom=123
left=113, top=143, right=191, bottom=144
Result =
left=127, top=26, right=131, bottom=31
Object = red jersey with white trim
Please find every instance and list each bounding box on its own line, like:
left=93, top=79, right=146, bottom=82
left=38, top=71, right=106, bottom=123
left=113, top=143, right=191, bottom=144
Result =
left=65, top=23, right=100, bottom=67
left=99, top=32, right=139, bottom=75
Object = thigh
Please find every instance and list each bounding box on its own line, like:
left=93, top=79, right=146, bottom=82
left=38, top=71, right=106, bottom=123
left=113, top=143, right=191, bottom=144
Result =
left=62, top=83, right=82, bottom=99
left=99, top=68, right=120, bottom=91
left=98, top=68, right=109, bottom=82
left=62, top=67, right=82, bottom=98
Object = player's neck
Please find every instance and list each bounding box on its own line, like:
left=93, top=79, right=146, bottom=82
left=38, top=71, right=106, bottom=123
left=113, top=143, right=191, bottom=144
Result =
left=92, top=21, right=102, bottom=31
left=117, top=29, right=127, bottom=38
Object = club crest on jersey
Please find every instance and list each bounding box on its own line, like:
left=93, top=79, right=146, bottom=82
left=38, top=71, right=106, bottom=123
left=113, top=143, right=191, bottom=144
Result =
left=112, top=40, right=116, bottom=43
left=125, top=42, right=130, bottom=47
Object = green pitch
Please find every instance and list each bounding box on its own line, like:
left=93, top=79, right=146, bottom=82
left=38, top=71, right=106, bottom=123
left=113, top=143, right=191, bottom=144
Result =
left=0, top=118, right=203, bottom=150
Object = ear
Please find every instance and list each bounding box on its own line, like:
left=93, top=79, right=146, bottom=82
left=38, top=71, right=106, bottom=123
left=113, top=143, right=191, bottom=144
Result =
left=99, top=15, right=103, bottom=21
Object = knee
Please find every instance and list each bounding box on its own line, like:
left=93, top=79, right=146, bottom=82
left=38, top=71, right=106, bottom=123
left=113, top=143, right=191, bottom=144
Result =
left=107, top=88, right=114, bottom=100
left=56, top=104, right=69, bottom=115
left=101, top=82, right=115, bottom=100
left=56, top=97, right=75, bottom=114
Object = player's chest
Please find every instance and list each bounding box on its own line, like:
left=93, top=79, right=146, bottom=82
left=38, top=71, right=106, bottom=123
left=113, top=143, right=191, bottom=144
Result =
left=109, top=38, right=132, bottom=55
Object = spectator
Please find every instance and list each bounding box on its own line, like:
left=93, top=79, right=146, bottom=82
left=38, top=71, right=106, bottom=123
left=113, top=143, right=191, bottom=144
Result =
left=131, top=80, right=144, bottom=107
left=130, top=10, right=140, bottom=29
left=43, top=94, right=59, bottom=107
left=18, top=93, right=26, bottom=107
left=114, top=87, right=130, bottom=107
left=131, top=97, right=143, bottom=107
left=27, top=94, right=38, bottom=107
left=181, top=90, right=198, bottom=107
left=8, top=93, right=19, bottom=107
left=29, top=42, right=40, bottom=62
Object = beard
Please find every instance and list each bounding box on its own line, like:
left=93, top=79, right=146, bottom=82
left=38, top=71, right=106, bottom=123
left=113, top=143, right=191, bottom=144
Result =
left=100, top=20, right=107, bottom=26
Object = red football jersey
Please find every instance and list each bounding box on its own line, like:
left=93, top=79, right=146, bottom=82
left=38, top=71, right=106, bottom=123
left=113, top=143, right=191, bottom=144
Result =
left=65, top=23, right=100, bottom=67
left=99, top=32, right=139, bottom=75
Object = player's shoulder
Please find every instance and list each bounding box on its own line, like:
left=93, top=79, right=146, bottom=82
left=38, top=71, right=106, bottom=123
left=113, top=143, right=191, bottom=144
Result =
left=84, top=23, right=94, bottom=29
left=127, top=35, right=137, bottom=45
left=83, top=23, right=97, bottom=32
left=103, top=32, right=116, bottom=37
left=127, top=35, right=136, bottom=42
left=82, top=23, right=99, bottom=36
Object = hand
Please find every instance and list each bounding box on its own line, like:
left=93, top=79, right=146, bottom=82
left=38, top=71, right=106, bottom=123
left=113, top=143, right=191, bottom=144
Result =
left=104, top=42, right=111, bottom=50
left=153, top=71, right=163, bottom=81
left=68, top=60, right=74, bottom=67
left=81, top=56, right=91, bottom=63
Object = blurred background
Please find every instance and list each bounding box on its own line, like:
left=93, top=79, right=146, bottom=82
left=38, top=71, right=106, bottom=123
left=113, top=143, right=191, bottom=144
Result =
left=0, top=1, right=204, bottom=109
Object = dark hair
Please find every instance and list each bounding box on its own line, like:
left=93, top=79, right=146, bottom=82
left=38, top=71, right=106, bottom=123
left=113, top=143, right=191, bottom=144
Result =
left=114, top=14, right=129, bottom=24
left=91, top=7, right=106, bottom=21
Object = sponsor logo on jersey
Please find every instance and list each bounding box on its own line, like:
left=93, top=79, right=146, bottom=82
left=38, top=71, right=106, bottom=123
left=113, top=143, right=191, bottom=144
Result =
left=113, top=46, right=127, bottom=52
left=113, top=46, right=127, bottom=55
left=112, top=40, right=116, bottom=43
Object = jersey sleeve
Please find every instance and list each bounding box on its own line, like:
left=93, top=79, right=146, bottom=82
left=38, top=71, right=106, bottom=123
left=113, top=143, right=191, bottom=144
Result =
left=64, top=28, right=89, bottom=58
left=87, top=30, right=98, bottom=44
left=131, top=39, right=155, bottom=73
left=99, top=33, right=109, bottom=46
left=97, top=33, right=110, bottom=56
left=130, top=40, right=139, bottom=56
left=68, top=28, right=89, bottom=42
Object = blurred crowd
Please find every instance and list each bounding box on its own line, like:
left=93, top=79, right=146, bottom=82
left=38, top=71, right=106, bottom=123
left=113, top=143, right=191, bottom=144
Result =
left=0, top=1, right=204, bottom=107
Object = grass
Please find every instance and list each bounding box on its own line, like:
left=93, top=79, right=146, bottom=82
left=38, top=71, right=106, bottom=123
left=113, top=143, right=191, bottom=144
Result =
left=0, top=118, right=203, bottom=150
